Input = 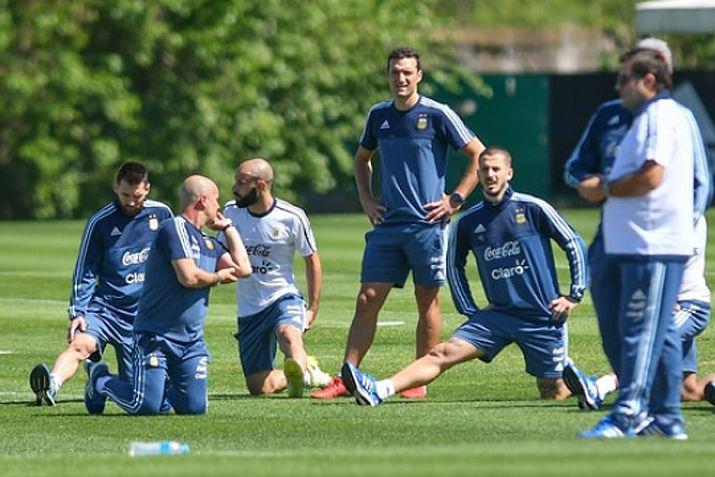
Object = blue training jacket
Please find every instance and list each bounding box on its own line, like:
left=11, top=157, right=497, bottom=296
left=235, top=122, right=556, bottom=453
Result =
left=447, top=187, right=588, bottom=322
left=68, top=200, right=172, bottom=322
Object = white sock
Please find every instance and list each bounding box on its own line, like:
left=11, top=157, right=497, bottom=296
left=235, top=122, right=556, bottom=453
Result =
left=303, top=371, right=310, bottom=386
left=49, top=373, right=62, bottom=392
left=375, top=379, right=396, bottom=400
left=595, top=374, right=618, bottom=399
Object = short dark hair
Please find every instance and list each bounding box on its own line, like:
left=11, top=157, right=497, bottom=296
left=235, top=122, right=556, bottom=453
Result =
left=115, top=161, right=148, bottom=185
left=387, top=47, right=421, bottom=71
left=620, top=47, right=672, bottom=91
left=479, top=146, right=512, bottom=166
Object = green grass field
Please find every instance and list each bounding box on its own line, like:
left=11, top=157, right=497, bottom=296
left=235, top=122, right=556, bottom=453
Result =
left=1, top=210, right=714, bottom=477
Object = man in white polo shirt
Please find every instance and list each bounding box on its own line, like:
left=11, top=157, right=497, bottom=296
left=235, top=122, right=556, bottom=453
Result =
left=581, top=48, right=695, bottom=439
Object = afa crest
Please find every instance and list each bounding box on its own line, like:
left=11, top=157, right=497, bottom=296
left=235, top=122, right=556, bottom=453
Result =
left=416, top=114, right=428, bottom=130
left=148, top=216, right=159, bottom=231
left=272, top=228, right=281, bottom=238
left=205, top=238, right=214, bottom=250
left=515, top=213, right=526, bottom=224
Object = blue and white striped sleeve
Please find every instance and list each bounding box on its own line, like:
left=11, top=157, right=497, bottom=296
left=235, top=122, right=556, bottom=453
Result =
left=421, top=98, right=476, bottom=150
left=564, top=110, right=601, bottom=188
left=532, top=198, right=588, bottom=301
left=170, top=218, right=194, bottom=260
left=68, top=216, right=104, bottom=319
left=447, top=216, right=479, bottom=317
left=687, top=111, right=713, bottom=223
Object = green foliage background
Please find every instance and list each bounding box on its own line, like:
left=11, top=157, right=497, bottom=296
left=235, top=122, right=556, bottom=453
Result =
left=0, top=0, right=487, bottom=219
left=2, top=0, right=713, bottom=219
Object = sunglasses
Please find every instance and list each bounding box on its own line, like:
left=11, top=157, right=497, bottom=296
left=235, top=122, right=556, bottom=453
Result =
left=616, top=72, right=642, bottom=86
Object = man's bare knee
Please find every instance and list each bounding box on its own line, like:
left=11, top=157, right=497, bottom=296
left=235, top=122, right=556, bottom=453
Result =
left=357, top=288, right=382, bottom=313
left=427, top=343, right=448, bottom=360
left=66, top=336, right=96, bottom=359
left=276, top=326, right=302, bottom=348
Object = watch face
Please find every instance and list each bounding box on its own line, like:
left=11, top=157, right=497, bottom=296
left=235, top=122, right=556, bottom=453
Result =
left=450, top=193, right=464, bottom=205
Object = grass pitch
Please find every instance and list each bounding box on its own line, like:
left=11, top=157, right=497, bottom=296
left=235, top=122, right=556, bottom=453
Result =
left=1, top=211, right=714, bottom=477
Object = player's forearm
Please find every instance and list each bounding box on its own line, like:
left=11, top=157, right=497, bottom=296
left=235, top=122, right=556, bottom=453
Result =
left=182, top=270, right=221, bottom=288
left=453, top=139, right=484, bottom=198
left=607, top=161, right=664, bottom=197
left=354, top=161, right=374, bottom=204
left=222, top=226, right=251, bottom=277
left=560, top=237, right=588, bottom=301
left=171, top=259, right=222, bottom=288
left=305, top=253, right=322, bottom=315
left=68, top=278, right=96, bottom=318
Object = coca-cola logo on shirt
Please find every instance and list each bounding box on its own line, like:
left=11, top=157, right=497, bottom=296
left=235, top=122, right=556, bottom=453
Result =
left=122, top=247, right=150, bottom=266
left=483, top=241, right=521, bottom=261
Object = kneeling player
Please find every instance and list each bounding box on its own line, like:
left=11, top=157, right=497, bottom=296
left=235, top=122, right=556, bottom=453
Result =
left=84, top=175, right=250, bottom=414
left=223, top=158, right=330, bottom=397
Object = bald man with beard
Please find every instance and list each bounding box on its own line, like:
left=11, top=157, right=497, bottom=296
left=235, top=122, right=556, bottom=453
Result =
left=84, top=175, right=251, bottom=415
left=222, top=158, right=329, bottom=398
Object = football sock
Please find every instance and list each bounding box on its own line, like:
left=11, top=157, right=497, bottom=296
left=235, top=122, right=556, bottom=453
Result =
left=49, top=373, right=61, bottom=392
left=376, top=379, right=395, bottom=400
left=596, top=374, right=618, bottom=399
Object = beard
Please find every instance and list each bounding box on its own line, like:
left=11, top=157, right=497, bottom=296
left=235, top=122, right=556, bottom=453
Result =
left=119, top=203, right=143, bottom=217
left=482, top=182, right=506, bottom=200
left=235, top=187, right=258, bottom=208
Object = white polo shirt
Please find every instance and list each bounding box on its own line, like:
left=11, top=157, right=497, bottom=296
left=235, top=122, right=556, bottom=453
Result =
left=603, top=95, right=694, bottom=256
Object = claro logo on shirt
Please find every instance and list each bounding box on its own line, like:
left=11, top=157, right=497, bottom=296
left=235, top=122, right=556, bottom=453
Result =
left=483, top=241, right=521, bottom=261
left=122, top=247, right=150, bottom=266
left=491, top=259, right=530, bottom=280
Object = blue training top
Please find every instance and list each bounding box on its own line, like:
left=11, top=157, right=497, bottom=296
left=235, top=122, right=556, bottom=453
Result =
left=447, top=187, right=588, bottom=321
left=360, top=95, right=476, bottom=226
left=134, top=216, right=226, bottom=343
left=68, top=200, right=173, bottom=322
left=564, top=98, right=712, bottom=235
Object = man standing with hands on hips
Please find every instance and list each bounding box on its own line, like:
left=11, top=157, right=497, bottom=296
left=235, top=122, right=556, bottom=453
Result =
left=313, top=46, right=485, bottom=399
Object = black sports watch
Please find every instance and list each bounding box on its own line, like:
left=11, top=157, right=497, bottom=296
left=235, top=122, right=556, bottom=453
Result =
left=449, top=192, right=465, bottom=208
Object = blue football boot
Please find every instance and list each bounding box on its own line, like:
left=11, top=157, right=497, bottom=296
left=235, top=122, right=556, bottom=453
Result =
left=580, top=415, right=634, bottom=439
left=563, top=362, right=603, bottom=411
left=341, top=361, right=382, bottom=407
left=636, top=415, right=688, bottom=440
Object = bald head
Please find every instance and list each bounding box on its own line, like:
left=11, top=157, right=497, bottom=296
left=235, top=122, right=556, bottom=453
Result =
left=179, top=175, right=218, bottom=209
left=237, top=158, right=274, bottom=183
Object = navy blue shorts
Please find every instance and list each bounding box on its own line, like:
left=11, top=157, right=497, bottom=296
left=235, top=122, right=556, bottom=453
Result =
left=235, top=294, right=306, bottom=376
left=361, top=223, right=447, bottom=287
left=452, top=309, right=567, bottom=378
left=81, top=306, right=134, bottom=382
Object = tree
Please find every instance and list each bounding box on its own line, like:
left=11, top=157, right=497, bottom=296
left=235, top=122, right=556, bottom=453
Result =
left=0, top=0, right=485, bottom=218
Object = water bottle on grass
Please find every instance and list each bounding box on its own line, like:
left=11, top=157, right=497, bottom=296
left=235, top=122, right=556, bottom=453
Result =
left=129, top=441, right=190, bottom=457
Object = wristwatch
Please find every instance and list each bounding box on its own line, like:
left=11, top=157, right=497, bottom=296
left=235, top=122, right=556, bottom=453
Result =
left=449, top=192, right=465, bottom=208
